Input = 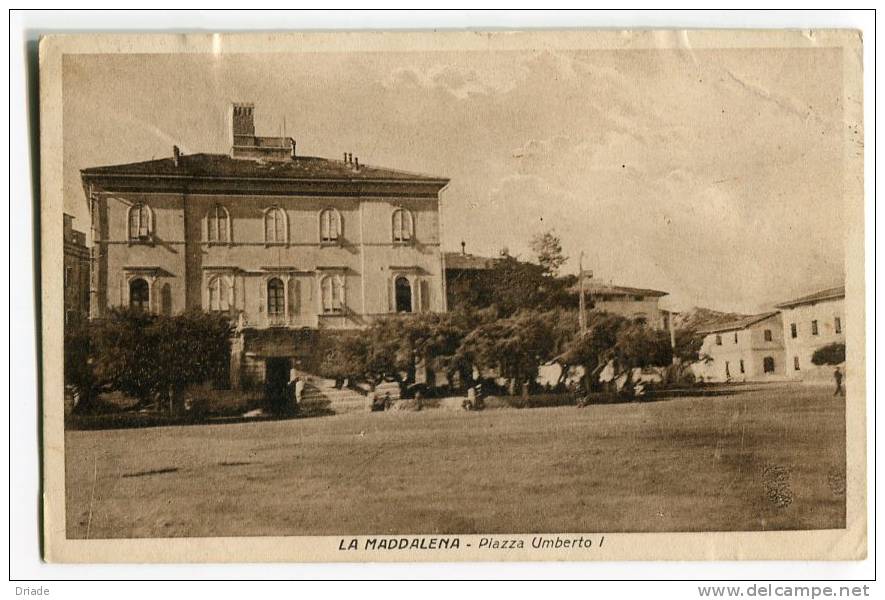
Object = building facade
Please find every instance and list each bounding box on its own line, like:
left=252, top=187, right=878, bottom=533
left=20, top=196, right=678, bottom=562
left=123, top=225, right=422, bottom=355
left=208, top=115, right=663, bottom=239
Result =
left=694, top=312, right=786, bottom=382
left=775, top=285, right=845, bottom=381
left=81, top=103, right=449, bottom=390
left=583, top=282, right=670, bottom=330
left=63, top=213, right=90, bottom=328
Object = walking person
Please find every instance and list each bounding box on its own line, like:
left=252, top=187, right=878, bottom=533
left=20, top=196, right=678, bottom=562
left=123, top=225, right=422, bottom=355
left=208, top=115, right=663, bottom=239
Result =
left=833, top=367, right=845, bottom=397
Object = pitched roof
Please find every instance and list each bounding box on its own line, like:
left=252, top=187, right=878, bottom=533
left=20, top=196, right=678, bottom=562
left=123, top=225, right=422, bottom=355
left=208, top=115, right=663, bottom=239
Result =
left=774, top=285, right=845, bottom=309
left=696, top=311, right=780, bottom=335
left=443, top=252, right=500, bottom=270
left=568, top=281, right=668, bottom=298
left=81, top=153, right=449, bottom=184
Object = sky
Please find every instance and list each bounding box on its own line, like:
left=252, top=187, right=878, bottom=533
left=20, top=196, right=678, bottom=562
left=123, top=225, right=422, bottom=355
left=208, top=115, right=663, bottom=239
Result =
left=63, top=47, right=847, bottom=314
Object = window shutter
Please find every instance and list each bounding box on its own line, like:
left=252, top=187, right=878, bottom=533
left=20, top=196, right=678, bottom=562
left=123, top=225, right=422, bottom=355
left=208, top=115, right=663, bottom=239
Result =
left=336, top=275, right=346, bottom=310
left=420, top=279, right=430, bottom=312
left=289, top=280, right=300, bottom=316
left=403, top=211, right=413, bottom=240
left=276, top=211, right=285, bottom=243
left=129, top=207, right=139, bottom=238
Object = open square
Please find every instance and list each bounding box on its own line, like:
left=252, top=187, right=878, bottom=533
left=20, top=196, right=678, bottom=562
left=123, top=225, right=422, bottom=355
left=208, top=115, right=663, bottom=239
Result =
left=65, top=382, right=846, bottom=538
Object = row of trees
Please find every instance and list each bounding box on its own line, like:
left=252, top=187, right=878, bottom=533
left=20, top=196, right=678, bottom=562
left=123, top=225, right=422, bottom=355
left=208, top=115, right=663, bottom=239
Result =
left=317, top=307, right=702, bottom=396
left=318, top=229, right=701, bottom=395
left=65, top=308, right=232, bottom=414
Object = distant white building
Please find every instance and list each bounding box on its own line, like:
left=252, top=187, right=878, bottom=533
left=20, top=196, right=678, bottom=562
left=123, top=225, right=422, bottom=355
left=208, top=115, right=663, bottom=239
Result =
left=694, top=312, right=785, bottom=382
left=774, top=285, right=845, bottom=381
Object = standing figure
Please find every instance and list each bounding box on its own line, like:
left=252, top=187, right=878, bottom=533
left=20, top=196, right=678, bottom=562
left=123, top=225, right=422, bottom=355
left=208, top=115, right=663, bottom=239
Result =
left=834, top=367, right=845, bottom=397
left=294, top=377, right=305, bottom=408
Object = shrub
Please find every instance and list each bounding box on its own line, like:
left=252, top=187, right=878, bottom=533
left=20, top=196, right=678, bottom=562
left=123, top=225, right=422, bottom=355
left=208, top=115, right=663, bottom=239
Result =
left=811, top=342, right=846, bottom=366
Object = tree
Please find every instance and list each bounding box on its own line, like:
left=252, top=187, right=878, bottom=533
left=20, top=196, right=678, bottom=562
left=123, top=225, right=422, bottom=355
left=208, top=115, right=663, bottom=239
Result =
left=557, top=312, right=628, bottom=388
left=811, top=342, right=846, bottom=366
left=316, top=330, right=369, bottom=384
left=85, top=308, right=233, bottom=414
left=459, top=310, right=555, bottom=395
left=673, top=328, right=705, bottom=364
left=613, top=321, right=672, bottom=370
left=530, top=230, right=566, bottom=276
left=90, top=308, right=161, bottom=406
left=150, top=311, right=232, bottom=412
left=64, top=321, right=101, bottom=413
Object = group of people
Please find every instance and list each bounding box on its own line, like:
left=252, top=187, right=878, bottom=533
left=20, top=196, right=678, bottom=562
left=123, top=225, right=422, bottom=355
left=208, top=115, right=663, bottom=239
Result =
left=369, top=389, right=395, bottom=412
left=461, top=385, right=485, bottom=411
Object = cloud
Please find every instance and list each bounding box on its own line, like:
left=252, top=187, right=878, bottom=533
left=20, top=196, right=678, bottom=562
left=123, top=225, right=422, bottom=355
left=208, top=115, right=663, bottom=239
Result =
left=382, top=64, right=516, bottom=100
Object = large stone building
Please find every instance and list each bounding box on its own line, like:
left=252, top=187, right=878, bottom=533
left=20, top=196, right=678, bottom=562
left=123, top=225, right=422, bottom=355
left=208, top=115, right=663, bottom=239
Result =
left=81, top=103, right=449, bottom=392
left=694, top=311, right=785, bottom=382
left=63, top=213, right=90, bottom=328
left=775, top=285, right=845, bottom=381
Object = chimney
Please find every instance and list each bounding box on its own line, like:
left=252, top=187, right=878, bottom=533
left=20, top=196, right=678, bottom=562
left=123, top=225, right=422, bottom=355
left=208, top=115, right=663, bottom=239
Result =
left=461, top=241, right=466, bottom=255
left=343, top=152, right=348, bottom=163
left=172, top=145, right=180, bottom=167
left=289, top=138, right=296, bottom=159
left=231, top=102, right=255, bottom=142
left=354, top=157, right=359, bottom=170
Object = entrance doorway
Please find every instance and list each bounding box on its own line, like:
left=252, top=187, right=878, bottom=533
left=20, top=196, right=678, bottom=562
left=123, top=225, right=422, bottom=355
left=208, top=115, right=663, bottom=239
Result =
left=395, top=276, right=412, bottom=313
left=265, top=357, right=291, bottom=413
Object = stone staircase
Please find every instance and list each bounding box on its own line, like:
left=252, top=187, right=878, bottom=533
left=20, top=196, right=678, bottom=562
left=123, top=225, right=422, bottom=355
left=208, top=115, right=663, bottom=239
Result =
left=300, top=378, right=369, bottom=415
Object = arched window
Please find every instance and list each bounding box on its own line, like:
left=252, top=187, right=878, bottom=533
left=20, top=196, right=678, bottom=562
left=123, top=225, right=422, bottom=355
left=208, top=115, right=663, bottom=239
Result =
left=128, top=203, right=152, bottom=240
left=207, top=276, right=232, bottom=312
left=320, top=275, right=345, bottom=314
left=129, top=278, right=150, bottom=312
left=207, top=204, right=230, bottom=243
left=264, top=207, right=287, bottom=244
left=392, top=208, right=414, bottom=243
left=395, top=276, right=412, bottom=313
left=319, top=208, right=341, bottom=242
left=267, top=278, right=285, bottom=316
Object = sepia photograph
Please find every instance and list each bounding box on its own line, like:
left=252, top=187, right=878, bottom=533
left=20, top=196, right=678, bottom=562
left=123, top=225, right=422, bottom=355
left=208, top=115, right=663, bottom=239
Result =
left=39, top=29, right=866, bottom=563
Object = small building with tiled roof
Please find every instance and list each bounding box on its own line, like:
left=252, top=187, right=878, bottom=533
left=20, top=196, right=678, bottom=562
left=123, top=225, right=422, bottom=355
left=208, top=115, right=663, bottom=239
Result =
left=441, top=245, right=502, bottom=310
left=774, top=285, right=845, bottom=380
left=568, top=278, right=671, bottom=330
left=81, top=103, right=449, bottom=402
left=693, top=311, right=785, bottom=383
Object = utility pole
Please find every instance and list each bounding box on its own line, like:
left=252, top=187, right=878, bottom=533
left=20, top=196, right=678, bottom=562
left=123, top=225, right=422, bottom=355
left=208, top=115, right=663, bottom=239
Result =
left=578, top=252, right=589, bottom=336
left=668, top=310, right=678, bottom=364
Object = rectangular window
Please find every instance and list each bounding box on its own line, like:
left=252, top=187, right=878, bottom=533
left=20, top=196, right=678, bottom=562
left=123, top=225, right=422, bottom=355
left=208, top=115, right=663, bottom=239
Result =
left=811, top=320, right=819, bottom=335
left=764, top=329, right=772, bottom=342
left=64, top=266, right=72, bottom=289
left=734, top=332, right=739, bottom=344
left=794, top=356, right=800, bottom=371
left=715, top=334, right=722, bottom=346
left=790, top=323, right=797, bottom=338
left=739, top=359, right=745, bottom=374
left=763, top=356, right=775, bottom=373
left=834, top=317, right=842, bottom=334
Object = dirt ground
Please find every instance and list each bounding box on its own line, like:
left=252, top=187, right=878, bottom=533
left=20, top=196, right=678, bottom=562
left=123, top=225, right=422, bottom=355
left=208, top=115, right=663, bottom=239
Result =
left=64, top=382, right=846, bottom=538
